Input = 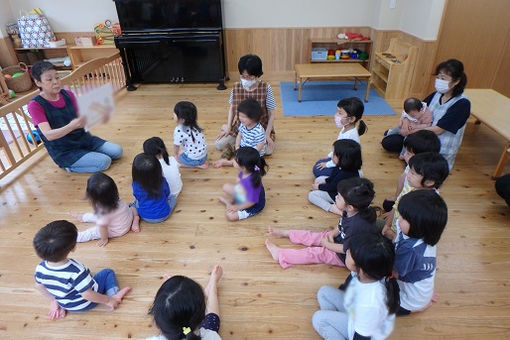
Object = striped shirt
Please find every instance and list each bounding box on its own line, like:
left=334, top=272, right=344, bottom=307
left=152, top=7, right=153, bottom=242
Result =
left=34, top=259, right=98, bottom=311
left=239, top=123, right=266, bottom=155
left=229, top=83, right=276, bottom=110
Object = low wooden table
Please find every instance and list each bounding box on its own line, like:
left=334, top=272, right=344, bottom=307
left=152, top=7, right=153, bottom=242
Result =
left=464, top=89, right=510, bottom=178
left=294, top=63, right=372, bottom=102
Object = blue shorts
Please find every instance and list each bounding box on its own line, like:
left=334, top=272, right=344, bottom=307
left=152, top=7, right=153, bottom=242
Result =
left=178, top=153, right=207, bottom=166
left=238, top=187, right=265, bottom=220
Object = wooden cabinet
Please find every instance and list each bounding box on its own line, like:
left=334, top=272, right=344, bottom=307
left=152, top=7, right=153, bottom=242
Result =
left=14, top=47, right=70, bottom=69
left=67, top=45, right=118, bottom=69
left=371, top=38, right=418, bottom=105
left=309, top=39, right=372, bottom=68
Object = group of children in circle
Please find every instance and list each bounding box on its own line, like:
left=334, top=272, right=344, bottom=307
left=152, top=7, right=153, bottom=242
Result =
left=32, top=53, right=451, bottom=339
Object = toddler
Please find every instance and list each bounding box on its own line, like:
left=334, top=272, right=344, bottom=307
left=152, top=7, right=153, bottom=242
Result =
left=173, top=101, right=208, bottom=169
left=33, top=220, right=130, bottom=320
left=313, top=97, right=367, bottom=178
left=386, top=97, right=433, bottom=137
left=394, top=190, right=448, bottom=315
left=312, top=232, right=399, bottom=339
left=218, top=147, right=267, bottom=221
left=73, top=172, right=139, bottom=246
left=309, top=139, right=362, bottom=215
left=147, top=265, right=223, bottom=340
left=266, top=177, right=378, bottom=269
left=131, top=153, right=176, bottom=223
left=143, top=136, right=183, bottom=198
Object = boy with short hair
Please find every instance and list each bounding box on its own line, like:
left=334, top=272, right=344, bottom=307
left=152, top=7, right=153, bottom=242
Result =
left=33, top=220, right=131, bottom=320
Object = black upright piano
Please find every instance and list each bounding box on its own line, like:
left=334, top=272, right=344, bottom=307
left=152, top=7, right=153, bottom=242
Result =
left=113, top=0, right=227, bottom=90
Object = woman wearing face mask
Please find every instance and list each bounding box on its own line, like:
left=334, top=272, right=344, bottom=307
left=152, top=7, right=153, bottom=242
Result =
left=382, top=59, right=470, bottom=170
left=215, top=54, right=276, bottom=157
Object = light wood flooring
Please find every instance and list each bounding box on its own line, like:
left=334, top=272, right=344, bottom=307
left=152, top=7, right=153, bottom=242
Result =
left=1, top=81, right=510, bottom=339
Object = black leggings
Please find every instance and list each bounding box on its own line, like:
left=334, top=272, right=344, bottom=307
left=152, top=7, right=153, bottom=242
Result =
left=381, top=134, right=405, bottom=153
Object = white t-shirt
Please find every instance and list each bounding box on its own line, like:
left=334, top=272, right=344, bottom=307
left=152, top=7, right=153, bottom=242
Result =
left=326, top=126, right=361, bottom=168
left=344, top=273, right=395, bottom=340
left=159, top=157, right=182, bottom=197
left=146, top=327, right=221, bottom=340
left=173, top=124, right=207, bottom=160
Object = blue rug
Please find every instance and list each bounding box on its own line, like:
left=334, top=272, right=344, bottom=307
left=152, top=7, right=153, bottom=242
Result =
left=279, top=81, right=395, bottom=116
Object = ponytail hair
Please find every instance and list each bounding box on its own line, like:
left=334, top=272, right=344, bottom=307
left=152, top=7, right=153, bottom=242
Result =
left=174, top=101, right=202, bottom=143
left=143, top=137, right=170, bottom=165
left=337, top=177, right=379, bottom=224
left=235, top=146, right=268, bottom=188
left=348, top=232, right=400, bottom=314
left=337, top=97, right=367, bottom=136
left=149, top=275, right=205, bottom=340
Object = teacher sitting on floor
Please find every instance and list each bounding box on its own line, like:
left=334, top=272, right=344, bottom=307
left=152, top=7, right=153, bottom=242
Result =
left=27, top=61, right=122, bottom=173
left=381, top=59, right=470, bottom=169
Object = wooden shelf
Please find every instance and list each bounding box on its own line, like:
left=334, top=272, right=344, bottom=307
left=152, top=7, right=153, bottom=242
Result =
left=311, top=39, right=372, bottom=44
left=14, top=46, right=67, bottom=51
left=311, top=59, right=370, bottom=63
left=371, top=68, right=388, bottom=83
left=68, top=45, right=117, bottom=50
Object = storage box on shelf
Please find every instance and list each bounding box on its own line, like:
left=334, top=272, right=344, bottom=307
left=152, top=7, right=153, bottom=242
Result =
left=309, top=39, right=372, bottom=67
left=371, top=38, right=418, bottom=106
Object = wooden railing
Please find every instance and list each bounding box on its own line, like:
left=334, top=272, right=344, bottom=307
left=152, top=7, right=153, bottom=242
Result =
left=0, top=52, right=125, bottom=180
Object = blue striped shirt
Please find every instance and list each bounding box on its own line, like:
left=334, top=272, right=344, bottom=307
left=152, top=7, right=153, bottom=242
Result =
left=229, top=83, right=276, bottom=110
left=34, top=259, right=98, bottom=311
left=239, top=123, right=266, bottom=154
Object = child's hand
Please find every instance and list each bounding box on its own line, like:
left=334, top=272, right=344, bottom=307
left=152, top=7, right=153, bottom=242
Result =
left=315, top=162, right=327, bottom=170
left=96, top=238, right=109, bottom=247
left=321, top=236, right=330, bottom=247
left=326, top=231, right=336, bottom=244
left=381, top=210, right=393, bottom=221
left=106, top=296, right=121, bottom=311
left=48, top=300, right=66, bottom=320
left=266, top=135, right=274, bottom=149
left=311, top=183, right=320, bottom=190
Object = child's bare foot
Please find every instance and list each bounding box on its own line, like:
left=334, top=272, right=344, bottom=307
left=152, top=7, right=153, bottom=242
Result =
left=69, top=212, right=83, bottom=221
left=213, top=159, right=231, bottom=168
left=265, top=239, right=280, bottom=262
left=431, top=292, right=439, bottom=302
left=197, top=161, right=209, bottom=169
left=268, top=227, right=289, bottom=238
left=130, top=215, right=140, bottom=233
left=217, top=196, right=230, bottom=206
left=113, top=287, right=131, bottom=301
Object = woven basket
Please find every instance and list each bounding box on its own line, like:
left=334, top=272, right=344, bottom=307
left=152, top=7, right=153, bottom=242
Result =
left=1, top=62, right=33, bottom=93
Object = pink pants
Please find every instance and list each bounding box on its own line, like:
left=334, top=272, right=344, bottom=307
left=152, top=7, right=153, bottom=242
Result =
left=277, top=230, right=345, bottom=269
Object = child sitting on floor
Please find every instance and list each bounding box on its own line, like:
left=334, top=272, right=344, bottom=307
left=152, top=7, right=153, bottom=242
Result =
left=213, top=98, right=266, bottom=168
left=73, top=172, right=139, bottom=247
left=393, top=190, right=448, bottom=315
left=173, top=101, right=208, bottom=169
left=147, top=265, right=223, bottom=340
left=313, top=97, right=367, bottom=178
left=309, top=139, right=362, bottom=215
left=143, top=137, right=183, bottom=198
left=131, top=153, right=176, bottom=223
left=217, top=147, right=267, bottom=221
left=266, top=177, right=378, bottom=269
left=33, top=220, right=131, bottom=320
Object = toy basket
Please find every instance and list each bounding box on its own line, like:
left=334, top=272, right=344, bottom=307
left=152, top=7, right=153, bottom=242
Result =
left=1, top=62, right=33, bottom=93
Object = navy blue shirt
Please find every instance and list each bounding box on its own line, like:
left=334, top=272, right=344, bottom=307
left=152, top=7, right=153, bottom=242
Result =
left=319, top=168, right=360, bottom=200
left=334, top=212, right=377, bottom=263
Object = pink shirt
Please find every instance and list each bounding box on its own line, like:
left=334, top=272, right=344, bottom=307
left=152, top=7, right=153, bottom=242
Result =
left=28, top=90, right=79, bottom=127
left=82, top=199, right=134, bottom=238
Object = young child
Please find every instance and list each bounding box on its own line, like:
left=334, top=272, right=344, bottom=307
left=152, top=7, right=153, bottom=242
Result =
left=394, top=190, right=448, bottom=315
left=266, top=177, right=378, bottom=269
left=385, top=97, right=433, bottom=137
left=73, top=172, right=140, bottom=247
left=309, top=139, right=362, bottom=215
left=382, top=130, right=441, bottom=212
left=33, top=220, right=131, bottom=320
left=131, top=153, right=176, bottom=223
left=217, top=147, right=267, bottom=221
left=382, top=152, right=449, bottom=240
left=143, top=137, right=183, bottom=198
left=173, top=101, right=208, bottom=169
left=313, top=97, right=367, bottom=178
left=213, top=98, right=266, bottom=168
left=215, top=54, right=276, bottom=156
left=312, top=232, right=399, bottom=339
left=147, top=265, right=223, bottom=340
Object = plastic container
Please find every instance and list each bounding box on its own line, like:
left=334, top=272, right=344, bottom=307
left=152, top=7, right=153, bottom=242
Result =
left=311, top=48, right=328, bottom=61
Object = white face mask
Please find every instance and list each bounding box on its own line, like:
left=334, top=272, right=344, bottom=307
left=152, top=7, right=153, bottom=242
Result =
left=334, top=115, right=344, bottom=128
left=241, top=78, right=256, bottom=89
left=435, top=78, right=450, bottom=94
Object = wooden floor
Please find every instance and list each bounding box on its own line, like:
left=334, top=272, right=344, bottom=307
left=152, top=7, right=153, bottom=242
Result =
left=1, top=81, right=510, bottom=339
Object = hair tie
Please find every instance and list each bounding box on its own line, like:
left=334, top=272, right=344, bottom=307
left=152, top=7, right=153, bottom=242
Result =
left=254, top=165, right=260, bottom=171
left=388, top=274, right=394, bottom=279
left=182, top=327, right=191, bottom=335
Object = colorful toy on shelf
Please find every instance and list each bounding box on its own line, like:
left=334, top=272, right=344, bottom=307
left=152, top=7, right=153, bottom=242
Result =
left=9, top=89, right=15, bottom=98
left=327, top=49, right=336, bottom=60
left=12, top=72, right=24, bottom=78
left=94, top=20, right=121, bottom=45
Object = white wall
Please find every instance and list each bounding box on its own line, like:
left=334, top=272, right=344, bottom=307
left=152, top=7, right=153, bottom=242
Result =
left=0, top=0, right=15, bottom=37
left=8, top=0, right=119, bottom=32
left=4, top=0, right=445, bottom=40
left=399, top=0, right=446, bottom=40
